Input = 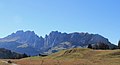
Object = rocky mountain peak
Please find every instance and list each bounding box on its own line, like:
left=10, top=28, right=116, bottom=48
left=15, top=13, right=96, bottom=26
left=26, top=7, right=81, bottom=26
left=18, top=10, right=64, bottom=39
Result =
left=16, top=30, right=24, bottom=33
left=5, top=30, right=36, bottom=39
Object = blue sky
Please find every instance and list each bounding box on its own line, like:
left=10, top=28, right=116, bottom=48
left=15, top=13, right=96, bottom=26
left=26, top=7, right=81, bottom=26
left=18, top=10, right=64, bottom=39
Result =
left=0, top=0, right=120, bottom=45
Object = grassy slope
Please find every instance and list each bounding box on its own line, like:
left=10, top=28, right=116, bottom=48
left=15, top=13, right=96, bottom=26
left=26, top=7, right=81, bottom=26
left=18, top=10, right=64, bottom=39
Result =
left=12, top=48, right=120, bottom=65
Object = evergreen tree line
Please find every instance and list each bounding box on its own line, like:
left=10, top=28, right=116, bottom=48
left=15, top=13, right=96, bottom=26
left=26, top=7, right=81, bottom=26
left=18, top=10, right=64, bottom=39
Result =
left=88, top=40, right=120, bottom=50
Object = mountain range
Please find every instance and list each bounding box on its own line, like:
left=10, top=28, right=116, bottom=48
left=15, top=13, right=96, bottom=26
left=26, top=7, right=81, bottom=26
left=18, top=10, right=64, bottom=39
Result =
left=0, top=30, right=117, bottom=56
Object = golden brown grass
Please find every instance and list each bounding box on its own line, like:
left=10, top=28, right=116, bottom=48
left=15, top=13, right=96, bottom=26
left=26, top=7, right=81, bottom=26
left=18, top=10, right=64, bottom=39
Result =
left=3, top=48, right=120, bottom=65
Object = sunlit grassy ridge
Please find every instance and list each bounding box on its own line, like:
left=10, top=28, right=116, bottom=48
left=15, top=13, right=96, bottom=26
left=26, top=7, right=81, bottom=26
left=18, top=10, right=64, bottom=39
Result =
left=47, top=48, right=92, bottom=59
left=47, top=48, right=120, bottom=59
left=12, top=48, right=120, bottom=65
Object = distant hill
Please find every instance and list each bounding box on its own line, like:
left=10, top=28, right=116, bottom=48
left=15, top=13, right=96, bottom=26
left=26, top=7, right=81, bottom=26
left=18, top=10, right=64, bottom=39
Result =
left=0, top=30, right=118, bottom=56
left=0, top=48, right=27, bottom=59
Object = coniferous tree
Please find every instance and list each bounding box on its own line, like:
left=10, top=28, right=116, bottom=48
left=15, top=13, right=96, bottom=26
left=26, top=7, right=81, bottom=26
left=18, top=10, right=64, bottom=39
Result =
left=88, top=44, right=92, bottom=49
left=23, top=53, right=28, bottom=58
left=118, top=40, right=120, bottom=49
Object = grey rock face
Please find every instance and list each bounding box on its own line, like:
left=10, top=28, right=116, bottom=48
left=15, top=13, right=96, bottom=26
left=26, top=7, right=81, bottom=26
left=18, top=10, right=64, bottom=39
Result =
left=44, top=31, right=111, bottom=47
left=0, top=30, right=44, bottom=56
left=4, top=30, right=44, bottom=48
left=43, top=31, right=116, bottom=53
